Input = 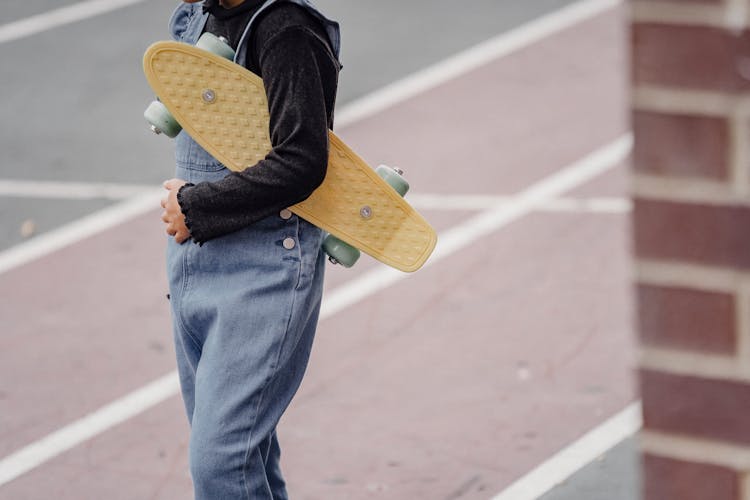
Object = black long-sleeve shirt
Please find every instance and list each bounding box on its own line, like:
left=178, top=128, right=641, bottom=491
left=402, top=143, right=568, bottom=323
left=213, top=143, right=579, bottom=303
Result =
left=177, top=2, right=340, bottom=243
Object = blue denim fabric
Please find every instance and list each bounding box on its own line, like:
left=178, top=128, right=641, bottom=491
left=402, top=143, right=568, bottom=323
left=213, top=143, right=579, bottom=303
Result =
left=165, top=2, right=338, bottom=498
left=167, top=202, right=325, bottom=499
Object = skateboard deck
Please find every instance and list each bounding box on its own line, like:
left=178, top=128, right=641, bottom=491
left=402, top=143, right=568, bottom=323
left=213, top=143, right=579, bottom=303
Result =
left=143, top=41, right=437, bottom=273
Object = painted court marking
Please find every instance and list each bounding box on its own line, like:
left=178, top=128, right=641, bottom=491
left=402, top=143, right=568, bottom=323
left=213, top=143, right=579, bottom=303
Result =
left=0, top=0, right=631, bottom=494
left=0, top=179, right=157, bottom=201
left=491, top=402, right=643, bottom=500
left=0, top=0, right=148, bottom=44
left=335, top=0, right=621, bottom=127
left=0, top=177, right=631, bottom=212
left=0, top=190, right=162, bottom=276
left=408, top=194, right=631, bottom=214
left=0, top=373, right=180, bottom=487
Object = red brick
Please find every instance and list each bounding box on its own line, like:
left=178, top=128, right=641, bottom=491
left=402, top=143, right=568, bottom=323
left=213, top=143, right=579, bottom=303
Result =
left=633, top=199, right=750, bottom=269
left=643, top=454, right=740, bottom=500
left=633, top=111, right=729, bottom=180
left=632, top=23, right=750, bottom=92
left=638, top=284, right=736, bottom=353
left=641, top=369, right=750, bottom=444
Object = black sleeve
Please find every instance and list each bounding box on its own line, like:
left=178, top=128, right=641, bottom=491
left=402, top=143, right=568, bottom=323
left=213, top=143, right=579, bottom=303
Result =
left=177, top=5, right=339, bottom=244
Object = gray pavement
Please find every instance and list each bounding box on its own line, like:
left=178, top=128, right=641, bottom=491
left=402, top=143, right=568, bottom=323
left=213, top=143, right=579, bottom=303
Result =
left=541, top=438, right=641, bottom=500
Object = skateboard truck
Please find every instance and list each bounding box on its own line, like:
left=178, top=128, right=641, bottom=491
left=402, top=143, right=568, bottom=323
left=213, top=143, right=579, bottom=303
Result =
left=195, top=33, right=235, bottom=60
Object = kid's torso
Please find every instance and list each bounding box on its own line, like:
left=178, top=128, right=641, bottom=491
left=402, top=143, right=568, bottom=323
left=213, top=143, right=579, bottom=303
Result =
left=167, top=0, right=341, bottom=243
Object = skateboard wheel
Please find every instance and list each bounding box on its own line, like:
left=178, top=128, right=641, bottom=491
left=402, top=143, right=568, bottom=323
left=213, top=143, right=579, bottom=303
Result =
left=322, top=234, right=360, bottom=268
left=144, top=100, right=182, bottom=138
left=196, top=32, right=236, bottom=60
left=376, top=165, right=409, bottom=197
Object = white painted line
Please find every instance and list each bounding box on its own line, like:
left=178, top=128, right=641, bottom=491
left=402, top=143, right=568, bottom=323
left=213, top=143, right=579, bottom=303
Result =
left=541, top=197, right=631, bottom=213
left=408, top=193, right=631, bottom=214
left=0, top=179, right=156, bottom=201
left=0, top=372, right=180, bottom=487
left=0, top=0, right=148, bottom=44
left=0, top=133, right=631, bottom=486
left=0, top=189, right=162, bottom=276
left=490, top=402, right=642, bottom=500
left=336, top=0, right=621, bottom=127
left=0, top=178, right=631, bottom=213
left=408, top=193, right=511, bottom=211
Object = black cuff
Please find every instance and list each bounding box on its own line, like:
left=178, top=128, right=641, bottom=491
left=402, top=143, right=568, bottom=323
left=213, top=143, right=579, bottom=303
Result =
left=175, top=183, right=200, bottom=244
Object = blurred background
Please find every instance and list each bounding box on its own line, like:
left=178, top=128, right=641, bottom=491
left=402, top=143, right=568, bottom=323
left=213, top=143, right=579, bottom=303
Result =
left=2, top=0, right=741, bottom=499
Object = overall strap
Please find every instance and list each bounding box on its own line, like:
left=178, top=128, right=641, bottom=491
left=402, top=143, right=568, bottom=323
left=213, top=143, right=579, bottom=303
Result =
left=168, top=2, right=209, bottom=44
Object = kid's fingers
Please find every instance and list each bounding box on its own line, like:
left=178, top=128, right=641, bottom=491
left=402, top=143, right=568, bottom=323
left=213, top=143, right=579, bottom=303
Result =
left=164, top=178, right=189, bottom=190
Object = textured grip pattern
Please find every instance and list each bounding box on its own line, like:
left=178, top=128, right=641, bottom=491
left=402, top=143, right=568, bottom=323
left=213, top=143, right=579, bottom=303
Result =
left=148, top=49, right=271, bottom=169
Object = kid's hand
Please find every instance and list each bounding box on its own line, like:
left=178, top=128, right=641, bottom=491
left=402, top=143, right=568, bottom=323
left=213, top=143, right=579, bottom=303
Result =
left=161, top=178, right=191, bottom=244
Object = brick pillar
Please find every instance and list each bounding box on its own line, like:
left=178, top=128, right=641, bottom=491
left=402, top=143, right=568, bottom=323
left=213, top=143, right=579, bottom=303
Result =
left=631, top=1, right=750, bottom=499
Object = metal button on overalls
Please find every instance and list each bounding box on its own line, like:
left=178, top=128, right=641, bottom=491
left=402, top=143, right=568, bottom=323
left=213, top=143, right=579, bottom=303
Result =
left=283, top=237, right=296, bottom=250
left=279, top=209, right=292, bottom=220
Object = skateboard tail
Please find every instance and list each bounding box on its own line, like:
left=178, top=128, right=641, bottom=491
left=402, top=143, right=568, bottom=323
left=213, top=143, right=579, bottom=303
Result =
left=292, top=134, right=438, bottom=273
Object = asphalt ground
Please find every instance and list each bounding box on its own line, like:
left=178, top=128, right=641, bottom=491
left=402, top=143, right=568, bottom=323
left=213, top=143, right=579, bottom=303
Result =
left=0, top=1, right=638, bottom=499
left=540, top=439, right=640, bottom=500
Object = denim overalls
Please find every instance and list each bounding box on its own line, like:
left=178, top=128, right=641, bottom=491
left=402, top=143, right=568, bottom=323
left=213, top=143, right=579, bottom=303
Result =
left=165, top=2, right=340, bottom=499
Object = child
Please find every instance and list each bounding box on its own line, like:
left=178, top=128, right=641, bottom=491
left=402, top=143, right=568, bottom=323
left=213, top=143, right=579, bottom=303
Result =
left=159, top=1, right=341, bottom=498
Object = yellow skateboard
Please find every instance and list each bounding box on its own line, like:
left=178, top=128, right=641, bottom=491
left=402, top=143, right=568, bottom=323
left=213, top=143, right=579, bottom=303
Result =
left=143, top=36, right=436, bottom=273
